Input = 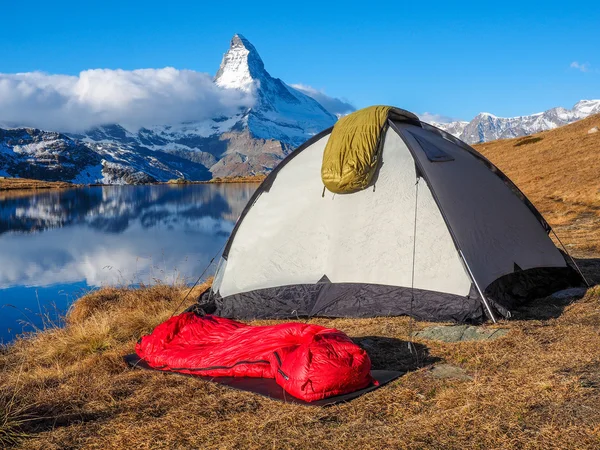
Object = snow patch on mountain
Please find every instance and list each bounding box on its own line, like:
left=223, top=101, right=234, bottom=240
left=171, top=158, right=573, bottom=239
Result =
left=71, top=164, right=104, bottom=184
left=215, top=34, right=263, bottom=93
left=574, top=99, right=600, bottom=115
left=429, top=120, right=469, bottom=138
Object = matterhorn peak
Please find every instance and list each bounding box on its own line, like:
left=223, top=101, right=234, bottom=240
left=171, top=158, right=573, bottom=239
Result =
left=215, top=34, right=267, bottom=92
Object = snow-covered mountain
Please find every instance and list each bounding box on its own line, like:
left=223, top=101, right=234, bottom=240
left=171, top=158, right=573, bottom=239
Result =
left=430, top=120, right=469, bottom=139
left=0, top=34, right=339, bottom=183
left=215, top=35, right=336, bottom=143
left=0, top=127, right=212, bottom=184
left=433, top=100, right=600, bottom=144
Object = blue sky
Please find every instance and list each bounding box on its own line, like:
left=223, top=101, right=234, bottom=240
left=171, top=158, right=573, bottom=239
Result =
left=1, top=0, right=598, bottom=121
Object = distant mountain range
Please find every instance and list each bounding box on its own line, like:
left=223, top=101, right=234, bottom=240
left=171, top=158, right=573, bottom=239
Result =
left=432, top=99, right=600, bottom=144
left=0, top=34, right=599, bottom=184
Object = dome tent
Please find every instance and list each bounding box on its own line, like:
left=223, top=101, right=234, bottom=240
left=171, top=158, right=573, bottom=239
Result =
left=201, top=106, right=584, bottom=323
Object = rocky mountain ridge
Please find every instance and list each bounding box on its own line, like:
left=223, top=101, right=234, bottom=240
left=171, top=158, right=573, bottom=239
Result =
left=433, top=99, right=600, bottom=144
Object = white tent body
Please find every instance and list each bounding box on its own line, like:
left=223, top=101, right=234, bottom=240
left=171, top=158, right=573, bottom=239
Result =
left=217, top=130, right=471, bottom=298
left=207, top=113, right=583, bottom=323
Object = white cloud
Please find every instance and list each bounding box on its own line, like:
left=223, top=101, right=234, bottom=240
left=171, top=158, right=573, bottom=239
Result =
left=570, top=61, right=591, bottom=73
left=0, top=68, right=255, bottom=132
left=290, top=83, right=355, bottom=117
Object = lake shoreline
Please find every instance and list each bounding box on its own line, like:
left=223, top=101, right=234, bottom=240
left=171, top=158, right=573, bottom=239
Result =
left=0, top=175, right=266, bottom=193
left=0, top=177, right=79, bottom=191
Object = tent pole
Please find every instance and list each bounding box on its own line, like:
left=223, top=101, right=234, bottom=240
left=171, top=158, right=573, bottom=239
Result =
left=407, top=178, right=420, bottom=364
left=551, top=229, right=590, bottom=287
left=459, top=250, right=498, bottom=323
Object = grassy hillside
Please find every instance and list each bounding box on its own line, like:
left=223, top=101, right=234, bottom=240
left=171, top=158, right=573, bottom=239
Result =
left=474, top=114, right=600, bottom=256
left=2, top=118, right=600, bottom=449
left=1, top=283, right=599, bottom=449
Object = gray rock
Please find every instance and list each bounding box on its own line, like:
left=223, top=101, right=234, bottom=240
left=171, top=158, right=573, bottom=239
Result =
left=429, top=364, right=473, bottom=381
left=414, top=325, right=509, bottom=343
left=549, top=287, right=587, bottom=300
left=588, top=126, right=599, bottom=134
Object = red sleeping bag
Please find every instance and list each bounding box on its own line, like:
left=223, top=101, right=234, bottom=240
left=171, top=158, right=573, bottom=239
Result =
left=136, top=313, right=375, bottom=402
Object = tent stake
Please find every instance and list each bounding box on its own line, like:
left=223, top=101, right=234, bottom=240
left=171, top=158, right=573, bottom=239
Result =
left=459, top=250, right=497, bottom=323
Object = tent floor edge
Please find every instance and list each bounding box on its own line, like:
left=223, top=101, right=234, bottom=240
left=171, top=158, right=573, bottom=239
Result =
left=214, top=282, right=486, bottom=324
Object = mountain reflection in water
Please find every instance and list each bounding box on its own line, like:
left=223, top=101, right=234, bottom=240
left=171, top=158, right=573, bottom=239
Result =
left=0, top=183, right=256, bottom=342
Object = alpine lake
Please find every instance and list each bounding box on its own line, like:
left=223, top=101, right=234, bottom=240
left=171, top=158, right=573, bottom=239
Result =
left=0, top=183, right=257, bottom=343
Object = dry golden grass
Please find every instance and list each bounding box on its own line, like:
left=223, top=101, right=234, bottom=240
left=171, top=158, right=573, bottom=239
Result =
left=0, top=282, right=211, bottom=448
left=1, top=279, right=599, bottom=449
left=160, top=175, right=266, bottom=187
left=207, top=174, right=267, bottom=184
left=0, top=177, right=76, bottom=192
left=162, top=175, right=266, bottom=186
left=474, top=113, right=600, bottom=256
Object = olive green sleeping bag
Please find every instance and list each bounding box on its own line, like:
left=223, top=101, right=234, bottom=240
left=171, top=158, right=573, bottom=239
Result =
left=321, top=106, right=411, bottom=194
